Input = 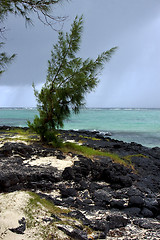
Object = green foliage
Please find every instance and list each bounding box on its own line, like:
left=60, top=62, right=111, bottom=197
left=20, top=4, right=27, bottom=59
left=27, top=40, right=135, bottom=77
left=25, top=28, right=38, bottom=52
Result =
left=61, top=142, right=134, bottom=169
left=79, top=135, right=101, bottom=141
left=123, top=153, right=147, bottom=160
left=0, top=0, right=64, bottom=24
left=0, top=42, right=16, bottom=75
left=29, top=16, right=117, bottom=142
left=27, top=191, right=70, bottom=216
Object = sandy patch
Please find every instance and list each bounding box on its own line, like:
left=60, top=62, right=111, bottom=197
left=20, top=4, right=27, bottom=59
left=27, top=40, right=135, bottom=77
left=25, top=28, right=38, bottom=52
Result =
left=0, top=191, right=70, bottom=240
left=0, top=191, right=34, bottom=240
left=0, top=139, right=30, bottom=146
left=24, top=155, right=79, bottom=170
left=65, top=139, right=82, bottom=145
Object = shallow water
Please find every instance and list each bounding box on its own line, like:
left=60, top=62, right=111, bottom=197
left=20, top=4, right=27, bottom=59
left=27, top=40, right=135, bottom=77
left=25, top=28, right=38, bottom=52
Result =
left=0, top=108, right=160, bottom=148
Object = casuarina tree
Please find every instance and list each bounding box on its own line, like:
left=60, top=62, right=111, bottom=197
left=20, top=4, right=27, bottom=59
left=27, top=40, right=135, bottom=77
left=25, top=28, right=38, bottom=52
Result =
left=28, top=16, right=117, bottom=143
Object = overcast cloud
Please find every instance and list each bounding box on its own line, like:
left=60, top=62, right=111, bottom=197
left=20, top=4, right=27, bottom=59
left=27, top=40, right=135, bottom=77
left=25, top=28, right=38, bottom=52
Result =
left=0, top=0, right=160, bottom=108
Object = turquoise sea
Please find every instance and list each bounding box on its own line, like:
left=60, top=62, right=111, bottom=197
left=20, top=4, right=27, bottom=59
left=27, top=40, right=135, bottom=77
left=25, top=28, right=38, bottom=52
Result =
left=0, top=108, right=160, bottom=148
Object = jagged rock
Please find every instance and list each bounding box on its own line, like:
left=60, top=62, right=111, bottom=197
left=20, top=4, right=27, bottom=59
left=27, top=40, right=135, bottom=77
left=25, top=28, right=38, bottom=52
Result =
left=157, top=215, right=160, bottom=220
left=141, top=207, right=154, bottom=218
left=0, top=142, right=33, bottom=158
left=62, top=196, right=75, bottom=206
left=129, top=195, right=144, bottom=207
left=101, top=164, right=133, bottom=188
left=83, top=199, right=93, bottom=204
left=113, top=188, right=128, bottom=199
left=9, top=217, right=26, bottom=234
left=68, top=210, right=91, bottom=226
left=0, top=173, right=19, bottom=189
left=127, top=187, right=145, bottom=197
left=92, top=189, right=111, bottom=207
left=74, top=198, right=89, bottom=208
left=110, top=199, right=127, bottom=209
left=62, top=167, right=75, bottom=180
left=90, top=219, right=109, bottom=234
left=78, top=190, right=91, bottom=201
left=144, top=198, right=159, bottom=213
left=50, top=213, right=61, bottom=222
left=60, top=187, right=77, bottom=198
left=123, top=207, right=141, bottom=217
left=77, top=157, right=93, bottom=177
left=157, top=198, right=160, bottom=206
left=89, top=182, right=106, bottom=192
left=133, top=219, right=160, bottom=229
left=57, top=224, right=88, bottom=240
left=106, top=215, right=129, bottom=229
left=77, top=180, right=89, bottom=190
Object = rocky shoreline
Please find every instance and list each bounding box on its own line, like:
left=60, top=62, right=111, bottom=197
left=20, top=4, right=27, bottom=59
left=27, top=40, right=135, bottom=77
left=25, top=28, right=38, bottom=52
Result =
left=0, top=127, right=160, bottom=239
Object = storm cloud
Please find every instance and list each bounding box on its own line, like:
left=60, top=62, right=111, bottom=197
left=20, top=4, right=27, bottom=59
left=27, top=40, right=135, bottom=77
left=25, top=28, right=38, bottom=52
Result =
left=0, top=0, right=160, bottom=107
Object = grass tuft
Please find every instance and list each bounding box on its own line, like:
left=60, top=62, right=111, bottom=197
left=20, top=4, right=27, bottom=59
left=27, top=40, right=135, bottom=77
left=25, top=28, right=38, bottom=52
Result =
left=0, top=128, right=39, bottom=142
left=60, top=142, right=134, bottom=169
left=25, top=191, right=94, bottom=239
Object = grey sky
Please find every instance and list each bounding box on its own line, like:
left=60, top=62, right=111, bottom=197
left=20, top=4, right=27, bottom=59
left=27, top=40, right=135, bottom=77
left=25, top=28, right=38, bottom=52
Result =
left=0, top=0, right=160, bottom=107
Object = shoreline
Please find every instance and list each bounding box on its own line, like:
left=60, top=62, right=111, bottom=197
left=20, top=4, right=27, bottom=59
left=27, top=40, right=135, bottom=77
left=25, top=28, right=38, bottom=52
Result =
left=0, top=126, right=160, bottom=239
left=1, top=107, right=160, bottom=148
left=0, top=125, right=159, bottom=149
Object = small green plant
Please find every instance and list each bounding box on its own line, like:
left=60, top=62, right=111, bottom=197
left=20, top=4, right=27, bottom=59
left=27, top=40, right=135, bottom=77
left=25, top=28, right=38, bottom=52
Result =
left=25, top=192, right=71, bottom=239
left=122, top=154, right=147, bottom=171
left=27, top=192, right=69, bottom=215
left=123, top=153, right=147, bottom=161
left=25, top=191, right=95, bottom=239
left=0, top=128, right=39, bottom=142
left=79, top=135, right=101, bottom=141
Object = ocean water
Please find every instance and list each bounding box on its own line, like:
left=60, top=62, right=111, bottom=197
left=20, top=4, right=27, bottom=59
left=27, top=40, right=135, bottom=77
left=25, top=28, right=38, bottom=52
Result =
left=0, top=108, right=160, bottom=148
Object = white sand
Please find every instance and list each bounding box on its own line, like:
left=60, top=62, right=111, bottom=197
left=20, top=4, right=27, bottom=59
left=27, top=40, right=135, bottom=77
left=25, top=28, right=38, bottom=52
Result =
left=0, top=191, right=35, bottom=240
left=24, top=154, right=79, bottom=170
left=0, top=191, right=69, bottom=240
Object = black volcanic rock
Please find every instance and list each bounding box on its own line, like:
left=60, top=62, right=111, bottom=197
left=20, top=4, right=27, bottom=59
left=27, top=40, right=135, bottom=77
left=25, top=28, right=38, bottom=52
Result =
left=141, top=208, right=154, bottom=218
left=129, top=195, right=144, bottom=207
left=106, top=215, right=129, bottom=229
left=0, top=128, right=160, bottom=238
left=9, top=217, right=26, bottom=234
